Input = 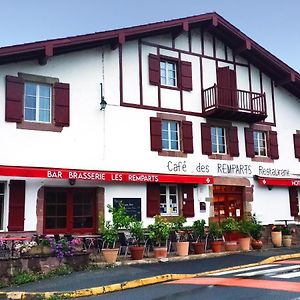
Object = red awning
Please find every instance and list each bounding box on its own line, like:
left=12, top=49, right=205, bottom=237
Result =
left=256, top=176, right=300, bottom=187
left=0, top=165, right=213, bottom=184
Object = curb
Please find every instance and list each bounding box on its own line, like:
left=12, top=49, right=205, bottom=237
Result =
left=1, top=252, right=300, bottom=299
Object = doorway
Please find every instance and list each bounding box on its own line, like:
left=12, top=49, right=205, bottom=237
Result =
left=212, top=185, right=244, bottom=222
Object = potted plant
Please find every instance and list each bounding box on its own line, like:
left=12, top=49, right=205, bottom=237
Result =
left=282, top=227, right=292, bottom=247
left=171, top=216, right=190, bottom=256
left=102, top=221, right=119, bottom=263
left=209, top=222, right=224, bottom=253
left=249, top=214, right=263, bottom=250
left=192, top=219, right=206, bottom=254
left=238, top=218, right=252, bottom=251
left=220, top=217, right=239, bottom=251
left=271, top=225, right=282, bottom=247
left=129, top=220, right=145, bottom=260
left=148, top=215, right=171, bottom=258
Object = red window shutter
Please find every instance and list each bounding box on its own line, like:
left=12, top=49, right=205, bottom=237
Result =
left=150, top=117, right=162, bottom=151
left=5, top=75, right=24, bottom=123
left=182, top=121, right=194, bottom=153
left=289, top=187, right=299, bottom=217
left=182, top=184, right=195, bottom=217
left=229, top=69, right=237, bottom=107
left=228, top=126, right=239, bottom=157
left=180, top=61, right=192, bottom=91
left=269, top=131, right=279, bottom=159
left=293, top=134, right=300, bottom=158
left=149, top=54, right=160, bottom=85
left=54, top=82, right=70, bottom=127
left=217, top=67, right=231, bottom=106
left=7, top=180, right=26, bottom=231
left=147, top=183, right=160, bottom=217
left=244, top=128, right=255, bottom=158
left=201, top=123, right=212, bottom=155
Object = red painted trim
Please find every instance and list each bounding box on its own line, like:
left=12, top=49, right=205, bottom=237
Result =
left=200, top=27, right=204, bottom=55
left=212, top=36, right=216, bottom=58
left=138, top=39, right=143, bottom=106
left=248, top=63, right=252, bottom=93
left=157, top=48, right=161, bottom=108
left=119, top=45, right=123, bottom=105
left=200, top=57, right=204, bottom=112
left=179, top=52, right=183, bottom=110
left=0, top=165, right=214, bottom=184
left=257, top=176, right=300, bottom=187
left=271, top=78, right=276, bottom=126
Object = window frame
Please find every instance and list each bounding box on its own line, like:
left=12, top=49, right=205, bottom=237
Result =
left=24, top=82, right=52, bottom=124
left=160, top=184, right=179, bottom=216
left=253, top=130, right=268, bottom=157
left=160, top=60, right=177, bottom=87
left=211, top=126, right=227, bottom=155
left=162, top=120, right=180, bottom=151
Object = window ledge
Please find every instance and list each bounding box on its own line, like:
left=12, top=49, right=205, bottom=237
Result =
left=17, top=122, right=63, bottom=132
left=158, top=150, right=187, bottom=158
left=208, top=154, right=234, bottom=161
left=251, top=156, right=273, bottom=163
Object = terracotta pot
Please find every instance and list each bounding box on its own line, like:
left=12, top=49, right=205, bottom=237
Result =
left=176, top=242, right=189, bottom=256
left=153, top=247, right=168, bottom=258
left=192, top=242, right=205, bottom=254
left=271, top=231, right=282, bottom=247
left=251, top=239, right=263, bottom=250
left=238, top=237, right=251, bottom=251
left=225, top=241, right=238, bottom=252
left=129, top=246, right=144, bottom=260
left=223, top=231, right=243, bottom=242
left=102, top=248, right=119, bottom=263
left=282, top=235, right=292, bottom=247
left=28, top=246, right=43, bottom=255
left=211, top=241, right=224, bottom=253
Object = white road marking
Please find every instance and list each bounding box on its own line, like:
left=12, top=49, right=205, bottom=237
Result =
left=235, top=265, right=300, bottom=277
left=271, top=270, right=300, bottom=279
left=211, top=264, right=277, bottom=276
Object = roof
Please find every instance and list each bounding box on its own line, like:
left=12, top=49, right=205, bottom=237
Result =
left=1, top=12, right=300, bottom=98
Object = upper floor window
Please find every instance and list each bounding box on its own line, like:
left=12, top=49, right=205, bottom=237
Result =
left=150, top=116, right=193, bottom=156
left=148, top=54, right=192, bottom=91
left=24, top=82, right=52, bottom=123
left=5, top=74, right=70, bottom=132
left=160, top=61, right=177, bottom=87
left=162, top=120, right=179, bottom=151
left=160, top=184, right=178, bottom=216
left=253, top=131, right=267, bottom=157
left=211, top=127, right=227, bottom=154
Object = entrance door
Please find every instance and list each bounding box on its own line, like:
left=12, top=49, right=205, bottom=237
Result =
left=213, top=185, right=243, bottom=222
left=44, top=188, right=96, bottom=234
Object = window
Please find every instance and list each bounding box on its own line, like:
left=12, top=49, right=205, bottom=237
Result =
left=253, top=131, right=267, bottom=156
left=150, top=116, right=193, bottom=155
left=6, top=74, right=70, bottom=131
left=160, top=185, right=178, bottom=216
left=0, top=183, right=4, bottom=231
left=160, top=61, right=177, bottom=87
left=44, top=188, right=96, bottom=234
left=162, top=120, right=180, bottom=151
left=211, top=127, right=227, bottom=154
left=148, top=54, right=192, bottom=91
left=24, top=82, right=52, bottom=123
left=201, top=123, right=239, bottom=158
left=244, top=127, right=279, bottom=160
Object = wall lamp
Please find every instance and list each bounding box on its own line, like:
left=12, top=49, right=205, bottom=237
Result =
left=267, top=185, right=273, bottom=191
left=69, top=179, right=76, bottom=186
left=100, top=83, right=107, bottom=110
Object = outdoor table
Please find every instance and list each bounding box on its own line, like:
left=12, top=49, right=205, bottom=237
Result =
left=0, top=237, right=31, bottom=257
left=274, top=219, right=295, bottom=226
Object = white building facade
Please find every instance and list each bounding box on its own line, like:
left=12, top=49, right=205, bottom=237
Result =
left=0, top=13, right=299, bottom=235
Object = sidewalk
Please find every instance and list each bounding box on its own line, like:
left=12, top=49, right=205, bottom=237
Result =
left=2, top=246, right=300, bottom=294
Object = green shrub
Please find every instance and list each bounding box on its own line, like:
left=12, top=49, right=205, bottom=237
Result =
left=209, top=222, right=223, bottom=240
left=192, top=219, right=206, bottom=242
left=220, top=217, right=239, bottom=233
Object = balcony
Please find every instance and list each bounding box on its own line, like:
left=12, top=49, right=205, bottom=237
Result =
left=202, top=85, right=267, bottom=123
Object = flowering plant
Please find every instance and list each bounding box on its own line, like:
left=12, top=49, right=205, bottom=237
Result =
left=15, top=241, right=37, bottom=254
left=49, top=238, right=74, bottom=258
left=70, top=238, right=82, bottom=246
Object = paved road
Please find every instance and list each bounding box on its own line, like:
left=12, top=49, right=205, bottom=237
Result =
left=82, top=258, right=300, bottom=299
left=2, top=247, right=300, bottom=298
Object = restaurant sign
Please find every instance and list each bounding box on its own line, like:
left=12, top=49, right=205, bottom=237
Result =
left=257, top=177, right=300, bottom=187
left=0, top=165, right=213, bottom=184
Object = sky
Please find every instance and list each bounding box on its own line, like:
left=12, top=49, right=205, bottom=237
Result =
left=1, top=0, right=300, bottom=72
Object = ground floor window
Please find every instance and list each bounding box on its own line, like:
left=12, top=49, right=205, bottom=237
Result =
left=213, top=185, right=243, bottom=222
left=0, top=183, right=4, bottom=230
left=160, top=184, right=179, bottom=216
left=44, top=188, right=96, bottom=234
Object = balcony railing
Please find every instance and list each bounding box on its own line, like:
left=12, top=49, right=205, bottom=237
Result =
left=202, top=85, right=267, bottom=122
